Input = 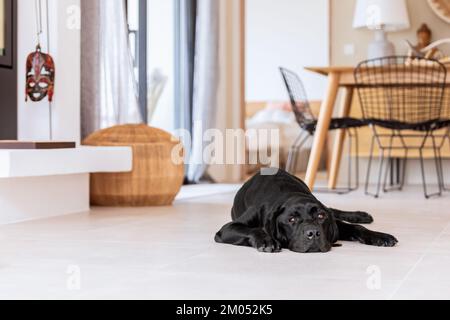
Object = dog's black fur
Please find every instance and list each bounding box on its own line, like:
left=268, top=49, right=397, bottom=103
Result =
left=215, top=169, right=398, bottom=253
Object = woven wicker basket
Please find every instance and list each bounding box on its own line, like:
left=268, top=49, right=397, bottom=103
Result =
left=83, top=124, right=184, bottom=206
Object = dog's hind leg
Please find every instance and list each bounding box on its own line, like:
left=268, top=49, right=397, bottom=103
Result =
left=330, top=208, right=374, bottom=224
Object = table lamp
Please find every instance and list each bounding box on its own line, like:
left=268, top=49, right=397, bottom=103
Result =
left=353, top=0, right=410, bottom=59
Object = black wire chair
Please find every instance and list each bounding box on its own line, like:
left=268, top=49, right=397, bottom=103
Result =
left=354, top=56, right=447, bottom=199
left=280, top=67, right=367, bottom=193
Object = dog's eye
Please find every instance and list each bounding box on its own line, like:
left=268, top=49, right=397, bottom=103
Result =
left=289, top=217, right=299, bottom=224
left=318, top=213, right=326, bottom=220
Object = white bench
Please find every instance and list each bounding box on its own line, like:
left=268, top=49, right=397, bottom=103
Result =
left=0, top=146, right=132, bottom=225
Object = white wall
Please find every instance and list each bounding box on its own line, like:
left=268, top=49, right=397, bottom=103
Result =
left=17, top=0, right=80, bottom=143
left=246, top=0, right=330, bottom=101
left=331, top=0, right=450, bottom=65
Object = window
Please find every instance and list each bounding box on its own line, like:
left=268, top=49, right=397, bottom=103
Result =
left=146, top=0, right=176, bottom=132
left=125, top=0, right=177, bottom=132
left=126, top=0, right=147, bottom=122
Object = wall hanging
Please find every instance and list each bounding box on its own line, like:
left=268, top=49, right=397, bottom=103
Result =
left=25, top=0, right=56, bottom=139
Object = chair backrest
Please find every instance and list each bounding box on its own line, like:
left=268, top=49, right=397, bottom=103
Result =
left=354, top=56, right=447, bottom=125
left=279, top=67, right=316, bottom=126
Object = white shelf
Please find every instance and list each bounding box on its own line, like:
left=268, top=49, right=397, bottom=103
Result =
left=0, top=146, right=132, bottom=178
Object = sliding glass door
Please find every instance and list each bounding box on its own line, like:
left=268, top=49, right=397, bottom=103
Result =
left=146, top=0, right=176, bottom=131
left=126, top=0, right=178, bottom=132
left=126, top=0, right=147, bottom=123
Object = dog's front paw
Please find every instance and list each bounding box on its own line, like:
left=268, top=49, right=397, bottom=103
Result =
left=356, top=211, right=374, bottom=224
left=375, top=233, right=398, bottom=247
left=251, top=234, right=282, bottom=253
left=362, top=232, right=398, bottom=247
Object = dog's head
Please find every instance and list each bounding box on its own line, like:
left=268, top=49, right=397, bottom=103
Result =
left=271, top=198, right=338, bottom=253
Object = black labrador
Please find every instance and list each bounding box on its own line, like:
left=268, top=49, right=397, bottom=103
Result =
left=215, top=169, right=398, bottom=253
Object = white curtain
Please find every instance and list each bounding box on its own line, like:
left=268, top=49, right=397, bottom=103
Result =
left=186, top=0, right=220, bottom=182
left=81, top=0, right=142, bottom=139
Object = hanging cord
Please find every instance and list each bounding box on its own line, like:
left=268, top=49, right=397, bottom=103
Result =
left=35, top=0, right=53, bottom=140
left=44, top=0, right=53, bottom=140
left=35, top=0, right=43, bottom=47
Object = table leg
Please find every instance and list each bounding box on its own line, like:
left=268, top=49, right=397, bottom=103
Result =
left=305, top=72, right=341, bottom=190
left=328, top=87, right=354, bottom=189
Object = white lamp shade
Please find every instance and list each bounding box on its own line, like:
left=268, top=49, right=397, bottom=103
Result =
left=353, top=0, right=410, bottom=31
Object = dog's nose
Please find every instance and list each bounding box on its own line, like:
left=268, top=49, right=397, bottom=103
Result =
left=305, top=229, right=321, bottom=240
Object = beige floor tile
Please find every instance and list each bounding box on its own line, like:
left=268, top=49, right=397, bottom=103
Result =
left=0, top=185, right=449, bottom=299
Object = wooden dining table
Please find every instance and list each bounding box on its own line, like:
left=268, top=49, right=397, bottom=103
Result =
left=304, top=65, right=450, bottom=191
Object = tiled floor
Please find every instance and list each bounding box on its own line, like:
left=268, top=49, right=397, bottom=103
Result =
left=1, top=184, right=450, bottom=300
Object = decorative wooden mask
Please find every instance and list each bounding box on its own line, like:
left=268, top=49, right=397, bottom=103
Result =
left=25, top=44, right=55, bottom=102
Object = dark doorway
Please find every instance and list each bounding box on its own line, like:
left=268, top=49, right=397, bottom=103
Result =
left=0, top=0, right=17, bottom=139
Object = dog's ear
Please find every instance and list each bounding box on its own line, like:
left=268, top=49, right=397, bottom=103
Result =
left=264, top=204, right=286, bottom=242
left=327, top=216, right=339, bottom=244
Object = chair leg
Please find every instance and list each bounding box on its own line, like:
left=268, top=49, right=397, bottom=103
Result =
left=383, top=155, right=407, bottom=192
left=433, top=134, right=444, bottom=192
left=419, top=145, right=442, bottom=199
left=382, top=135, right=405, bottom=194
left=347, top=128, right=360, bottom=191
left=365, top=135, right=385, bottom=198
left=432, top=136, right=443, bottom=195
left=382, top=154, right=393, bottom=193
left=419, top=148, right=429, bottom=199
left=347, top=129, right=353, bottom=191
left=438, top=149, right=449, bottom=191
left=374, top=149, right=386, bottom=199
left=436, top=149, right=443, bottom=188
left=440, top=132, right=450, bottom=191
left=446, top=133, right=450, bottom=190
left=364, top=135, right=374, bottom=196
left=383, top=135, right=393, bottom=193
left=313, top=128, right=359, bottom=195
left=399, top=151, right=408, bottom=191
left=354, top=128, right=360, bottom=189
